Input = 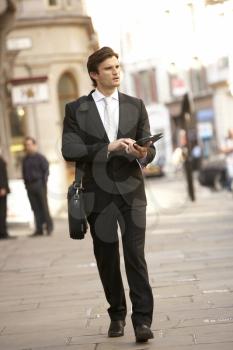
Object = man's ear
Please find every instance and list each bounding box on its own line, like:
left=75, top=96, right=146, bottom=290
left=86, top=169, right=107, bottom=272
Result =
left=90, top=71, right=98, bottom=81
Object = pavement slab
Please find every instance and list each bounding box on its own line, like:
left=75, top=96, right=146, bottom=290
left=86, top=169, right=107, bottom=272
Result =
left=1, top=177, right=233, bottom=350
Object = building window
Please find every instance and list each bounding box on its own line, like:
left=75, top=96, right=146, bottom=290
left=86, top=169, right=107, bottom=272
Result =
left=218, top=56, right=229, bottom=70
left=132, top=68, right=158, bottom=105
left=9, top=107, right=26, bottom=138
left=58, top=72, right=78, bottom=182
left=48, top=0, right=59, bottom=6
left=9, top=106, right=27, bottom=178
left=58, top=72, right=78, bottom=122
left=190, top=67, right=208, bottom=95
left=168, top=73, right=187, bottom=98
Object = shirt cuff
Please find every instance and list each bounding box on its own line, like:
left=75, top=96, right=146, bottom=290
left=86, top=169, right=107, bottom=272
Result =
left=138, top=156, right=148, bottom=167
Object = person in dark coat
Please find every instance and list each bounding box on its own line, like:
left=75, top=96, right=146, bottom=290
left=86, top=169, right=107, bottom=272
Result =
left=62, top=47, right=155, bottom=343
left=0, top=155, right=11, bottom=239
left=22, top=137, right=53, bottom=236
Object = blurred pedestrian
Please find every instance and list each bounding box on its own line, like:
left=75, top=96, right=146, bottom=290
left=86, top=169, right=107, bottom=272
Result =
left=22, top=137, right=53, bottom=236
left=62, top=47, right=155, bottom=342
left=221, top=128, right=233, bottom=191
left=0, top=154, right=12, bottom=240
left=191, top=142, right=202, bottom=171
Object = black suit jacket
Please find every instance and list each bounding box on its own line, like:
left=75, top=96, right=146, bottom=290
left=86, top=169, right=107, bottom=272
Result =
left=0, top=157, right=10, bottom=195
left=62, top=91, right=155, bottom=213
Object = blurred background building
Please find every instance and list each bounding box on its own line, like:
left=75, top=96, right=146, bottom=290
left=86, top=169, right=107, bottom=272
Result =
left=116, top=0, right=233, bottom=163
left=0, top=0, right=17, bottom=167
left=1, top=0, right=233, bottom=220
left=1, top=0, right=97, bottom=219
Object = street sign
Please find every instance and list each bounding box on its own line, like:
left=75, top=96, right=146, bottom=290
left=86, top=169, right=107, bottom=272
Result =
left=7, top=37, right=32, bottom=51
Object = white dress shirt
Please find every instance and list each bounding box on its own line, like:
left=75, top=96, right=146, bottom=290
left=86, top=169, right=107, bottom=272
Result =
left=92, top=89, right=119, bottom=142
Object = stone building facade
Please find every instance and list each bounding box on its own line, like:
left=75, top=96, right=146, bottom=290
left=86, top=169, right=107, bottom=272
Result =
left=5, top=0, right=97, bottom=215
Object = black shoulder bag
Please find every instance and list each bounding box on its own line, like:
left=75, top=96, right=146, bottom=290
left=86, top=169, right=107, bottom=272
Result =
left=67, top=165, right=88, bottom=239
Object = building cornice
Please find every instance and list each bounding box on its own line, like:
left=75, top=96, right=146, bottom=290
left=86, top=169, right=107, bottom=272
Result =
left=10, top=75, right=48, bottom=85
left=11, top=15, right=95, bottom=37
left=14, top=52, right=87, bottom=66
left=166, top=91, right=213, bottom=107
left=208, top=80, right=228, bottom=89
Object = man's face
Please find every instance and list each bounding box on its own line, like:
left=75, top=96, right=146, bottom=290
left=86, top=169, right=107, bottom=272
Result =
left=91, top=56, right=121, bottom=90
left=24, top=140, right=37, bottom=154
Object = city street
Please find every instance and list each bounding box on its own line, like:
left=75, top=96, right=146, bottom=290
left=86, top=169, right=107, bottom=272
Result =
left=1, top=1, right=233, bottom=350
left=0, top=175, right=233, bottom=350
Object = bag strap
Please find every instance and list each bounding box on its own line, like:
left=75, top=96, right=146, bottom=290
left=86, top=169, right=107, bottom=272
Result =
left=73, top=94, right=89, bottom=190
left=74, top=164, right=85, bottom=190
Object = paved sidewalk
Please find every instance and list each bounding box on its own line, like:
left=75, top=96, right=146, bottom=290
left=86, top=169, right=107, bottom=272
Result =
left=0, top=178, right=233, bottom=350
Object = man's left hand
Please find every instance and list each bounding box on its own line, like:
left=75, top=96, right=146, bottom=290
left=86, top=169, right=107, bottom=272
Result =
left=126, top=141, right=151, bottom=159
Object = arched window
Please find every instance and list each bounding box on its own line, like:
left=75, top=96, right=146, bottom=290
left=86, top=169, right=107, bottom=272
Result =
left=58, top=72, right=78, bottom=124
left=58, top=72, right=78, bottom=182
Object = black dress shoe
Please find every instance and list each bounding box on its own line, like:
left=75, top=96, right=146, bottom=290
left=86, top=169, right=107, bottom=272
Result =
left=108, top=320, right=125, bottom=337
left=30, top=231, right=43, bottom=237
left=0, top=234, right=17, bottom=240
left=46, top=227, right=53, bottom=236
left=135, top=324, right=154, bottom=343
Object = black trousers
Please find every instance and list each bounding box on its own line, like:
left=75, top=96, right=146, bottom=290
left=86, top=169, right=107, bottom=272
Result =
left=0, top=196, right=8, bottom=237
left=26, top=181, right=53, bottom=233
left=87, top=194, right=154, bottom=329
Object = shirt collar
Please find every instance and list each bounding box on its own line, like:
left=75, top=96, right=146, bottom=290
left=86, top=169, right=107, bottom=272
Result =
left=92, top=88, right=119, bottom=102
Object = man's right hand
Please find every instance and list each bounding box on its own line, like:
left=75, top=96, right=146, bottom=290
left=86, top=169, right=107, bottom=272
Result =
left=108, top=138, right=134, bottom=153
left=0, top=188, right=7, bottom=197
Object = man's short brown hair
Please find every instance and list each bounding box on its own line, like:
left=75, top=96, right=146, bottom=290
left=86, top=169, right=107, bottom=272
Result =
left=87, top=46, right=119, bottom=87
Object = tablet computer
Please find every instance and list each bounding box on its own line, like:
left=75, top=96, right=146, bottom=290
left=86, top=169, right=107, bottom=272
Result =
left=134, top=133, right=163, bottom=147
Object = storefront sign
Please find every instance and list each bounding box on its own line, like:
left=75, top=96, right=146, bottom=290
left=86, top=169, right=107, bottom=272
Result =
left=7, top=37, right=32, bottom=51
left=196, top=108, right=214, bottom=122
left=197, top=122, right=213, bottom=139
left=11, top=82, right=49, bottom=105
left=170, top=76, right=187, bottom=97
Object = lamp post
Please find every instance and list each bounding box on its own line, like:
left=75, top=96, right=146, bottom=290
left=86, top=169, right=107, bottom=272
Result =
left=180, top=93, right=195, bottom=201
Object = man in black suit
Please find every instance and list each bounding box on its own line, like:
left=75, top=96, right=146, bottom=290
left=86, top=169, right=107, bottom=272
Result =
left=62, top=47, right=155, bottom=342
left=22, top=137, right=53, bottom=237
left=0, top=155, right=11, bottom=239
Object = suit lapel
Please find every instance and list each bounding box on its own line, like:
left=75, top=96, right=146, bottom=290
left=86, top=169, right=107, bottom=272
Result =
left=117, top=92, right=130, bottom=139
left=86, top=93, right=109, bottom=142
